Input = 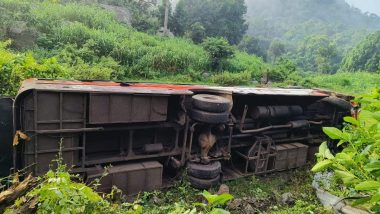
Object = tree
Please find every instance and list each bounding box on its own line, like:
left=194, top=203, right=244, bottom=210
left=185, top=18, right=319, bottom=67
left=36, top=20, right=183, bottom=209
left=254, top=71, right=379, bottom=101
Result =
left=267, top=39, right=285, bottom=62
left=173, top=0, right=247, bottom=45
left=340, top=31, right=380, bottom=72
left=268, top=58, right=297, bottom=82
left=186, top=22, right=206, bottom=44
left=237, top=36, right=270, bottom=61
left=296, top=35, right=340, bottom=73
left=202, top=37, right=234, bottom=71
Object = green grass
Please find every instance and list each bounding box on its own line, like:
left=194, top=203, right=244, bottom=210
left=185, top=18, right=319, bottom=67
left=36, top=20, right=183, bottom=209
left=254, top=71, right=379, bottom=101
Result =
left=137, top=167, right=330, bottom=213
left=0, top=0, right=266, bottom=91
left=225, top=167, right=330, bottom=213
left=302, top=72, right=380, bottom=95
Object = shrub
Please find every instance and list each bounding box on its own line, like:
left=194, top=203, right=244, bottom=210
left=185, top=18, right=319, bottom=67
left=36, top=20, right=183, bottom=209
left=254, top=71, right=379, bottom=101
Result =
left=301, top=72, right=380, bottom=95
left=0, top=40, right=68, bottom=96
left=210, top=71, right=252, bottom=86
left=312, top=89, right=380, bottom=212
left=202, top=37, right=235, bottom=71
left=5, top=142, right=142, bottom=214
left=223, top=52, right=266, bottom=80
left=268, top=58, right=297, bottom=82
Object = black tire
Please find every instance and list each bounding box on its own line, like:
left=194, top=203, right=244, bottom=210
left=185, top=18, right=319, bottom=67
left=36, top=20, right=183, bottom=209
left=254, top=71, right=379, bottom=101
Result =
left=321, top=97, right=351, bottom=111
left=190, top=108, right=229, bottom=124
left=192, top=94, right=231, bottom=113
left=187, top=161, right=221, bottom=179
left=188, top=175, right=220, bottom=190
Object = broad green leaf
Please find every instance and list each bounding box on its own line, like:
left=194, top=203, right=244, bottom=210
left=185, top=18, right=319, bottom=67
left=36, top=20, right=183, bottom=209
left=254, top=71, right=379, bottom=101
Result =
left=312, top=160, right=333, bottom=172
left=337, top=140, right=346, bottom=147
left=201, top=190, right=233, bottom=206
left=372, top=111, right=380, bottom=121
left=352, top=197, right=371, bottom=206
left=371, top=204, right=380, bottom=213
left=371, top=193, right=380, bottom=203
left=355, top=181, right=380, bottom=191
left=364, top=161, right=380, bottom=172
left=323, top=127, right=344, bottom=140
left=359, top=110, right=378, bottom=128
left=335, top=153, right=355, bottom=167
left=344, top=116, right=359, bottom=126
left=317, top=142, right=335, bottom=160
left=334, top=170, right=358, bottom=185
left=210, top=208, right=230, bottom=214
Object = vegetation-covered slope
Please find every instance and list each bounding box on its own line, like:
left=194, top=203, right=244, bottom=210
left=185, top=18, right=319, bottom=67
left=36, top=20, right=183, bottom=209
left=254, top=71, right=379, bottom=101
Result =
left=242, top=0, right=380, bottom=73
left=0, top=0, right=268, bottom=96
left=340, top=30, right=380, bottom=72
left=245, top=0, right=380, bottom=49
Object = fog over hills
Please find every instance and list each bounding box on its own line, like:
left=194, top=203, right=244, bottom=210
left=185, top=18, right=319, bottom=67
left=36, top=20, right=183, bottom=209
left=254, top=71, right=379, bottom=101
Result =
left=345, top=0, right=380, bottom=16
left=243, top=0, right=380, bottom=51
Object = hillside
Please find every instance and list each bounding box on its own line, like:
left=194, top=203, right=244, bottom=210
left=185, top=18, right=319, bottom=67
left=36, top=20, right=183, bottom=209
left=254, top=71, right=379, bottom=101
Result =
left=0, top=0, right=268, bottom=95
left=246, top=0, right=380, bottom=49
left=243, top=0, right=380, bottom=73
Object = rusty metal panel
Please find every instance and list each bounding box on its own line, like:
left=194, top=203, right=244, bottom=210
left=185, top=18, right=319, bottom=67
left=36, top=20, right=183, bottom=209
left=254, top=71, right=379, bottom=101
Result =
left=22, top=93, right=34, bottom=131
left=89, top=94, right=168, bottom=124
left=275, top=143, right=309, bottom=171
left=37, top=92, right=60, bottom=122
left=282, top=144, right=298, bottom=168
left=274, top=145, right=288, bottom=171
left=0, top=98, right=13, bottom=176
left=291, top=143, right=309, bottom=167
left=110, top=94, right=132, bottom=122
left=86, top=161, right=163, bottom=195
left=62, top=93, right=85, bottom=121
left=131, top=96, right=151, bottom=122
left=24, top=134, right=80, bottom=175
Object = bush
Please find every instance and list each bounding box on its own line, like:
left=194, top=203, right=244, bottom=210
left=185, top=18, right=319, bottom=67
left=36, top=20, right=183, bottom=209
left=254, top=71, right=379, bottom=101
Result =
left=210, top=71, right=252, bottom=86
left=312, top=89, right=380, bottom=212
left=5, top=142, right=142, bottom=214
left=268, top=58, right=297, bottom=82
left=223, top=52, right=267, bottom=80
left=300, top=72, right=380, bottom=95
left=0, top=40, right=68, bottom=96
left=0, top=0, right=270, bottom=95
left=202, top=37, right=235, bottom=71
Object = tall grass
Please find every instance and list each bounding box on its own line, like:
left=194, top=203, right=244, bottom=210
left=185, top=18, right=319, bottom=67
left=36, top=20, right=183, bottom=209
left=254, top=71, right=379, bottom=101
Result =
left=303, top=72, right=380, bottom=95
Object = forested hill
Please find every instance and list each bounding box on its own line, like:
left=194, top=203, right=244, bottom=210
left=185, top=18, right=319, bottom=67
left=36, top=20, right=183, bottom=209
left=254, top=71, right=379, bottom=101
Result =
left=245, top=0, right=380, bottom=51
left=239, top=0, right=380, bottom=73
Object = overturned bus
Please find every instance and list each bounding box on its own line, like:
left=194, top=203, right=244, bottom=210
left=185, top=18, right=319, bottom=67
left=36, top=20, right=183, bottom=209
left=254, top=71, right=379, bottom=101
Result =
left=9, top=78, right=352, bottom=194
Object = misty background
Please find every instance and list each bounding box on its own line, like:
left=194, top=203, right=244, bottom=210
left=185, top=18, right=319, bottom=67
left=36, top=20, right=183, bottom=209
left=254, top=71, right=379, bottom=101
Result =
left=345, top=0, right=380, bottom=16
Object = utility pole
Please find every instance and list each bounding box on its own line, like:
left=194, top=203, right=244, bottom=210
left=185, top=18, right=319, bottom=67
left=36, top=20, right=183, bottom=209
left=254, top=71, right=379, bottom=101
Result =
left=163, top=0, right=169, bottom=33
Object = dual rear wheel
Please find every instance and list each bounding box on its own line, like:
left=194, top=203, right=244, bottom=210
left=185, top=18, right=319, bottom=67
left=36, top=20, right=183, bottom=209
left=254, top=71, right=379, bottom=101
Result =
left=187, top=161, right=221, bottom=189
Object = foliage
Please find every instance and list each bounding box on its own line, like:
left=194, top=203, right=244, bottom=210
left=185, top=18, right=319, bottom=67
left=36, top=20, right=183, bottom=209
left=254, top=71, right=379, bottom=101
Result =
left=237, top=36, right=270, bottom=61
left=299, top=72, right=380, bottom=95
left=312, top=89, right=380, bottom=212
left=245, top=0, right=380, bottom=72
left=267, top=39, right=286, bottom=62
left=296, top=35, right=341, bottom=73
left=202, top=37, right=235, bottom=71
left=0, top=0, right=270, bottom=96
left=226, top=168, right=329, bottom=213
left=210, top=71, right=251, bottom=86
left=340, top=31, right=380, bottom=72
left=0, top=40, right=122, bottom=96
left=186, top=22, right=206, bottom=44
left=173, top=0, right=247, bottom=45
left=0, top=40, right=66, bottom=96
left=6, top=141, right=142, bottom=214
left=268, top=58, right=297, bottom=82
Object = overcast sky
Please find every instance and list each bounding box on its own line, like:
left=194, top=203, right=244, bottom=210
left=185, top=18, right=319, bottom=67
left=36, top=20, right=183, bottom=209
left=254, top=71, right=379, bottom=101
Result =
left=345, top=0, right=380, bottom=16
